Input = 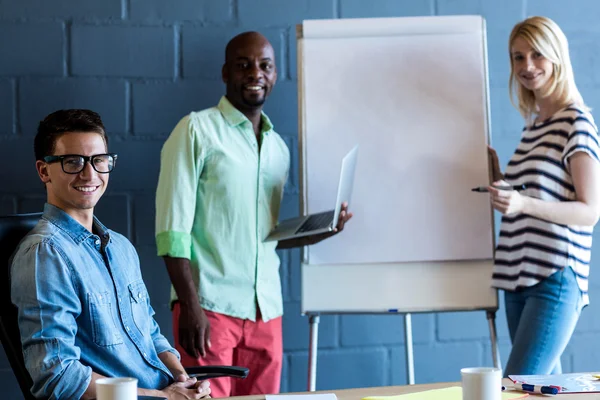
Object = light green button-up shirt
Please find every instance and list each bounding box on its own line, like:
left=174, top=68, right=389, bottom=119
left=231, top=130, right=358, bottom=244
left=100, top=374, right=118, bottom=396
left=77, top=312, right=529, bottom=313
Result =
left=155, top=96, right=290, bottom=322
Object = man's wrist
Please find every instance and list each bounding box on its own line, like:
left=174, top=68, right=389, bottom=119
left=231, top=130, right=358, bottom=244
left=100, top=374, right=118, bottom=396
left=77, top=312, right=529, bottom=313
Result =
left=178, top=296, right=200, bottom=307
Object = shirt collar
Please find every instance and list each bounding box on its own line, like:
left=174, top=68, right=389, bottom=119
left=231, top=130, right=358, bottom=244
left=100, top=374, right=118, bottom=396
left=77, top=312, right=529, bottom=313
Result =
left=42, top=203, right=111, bottom=244
left=217, top=96, right=274, bottom=135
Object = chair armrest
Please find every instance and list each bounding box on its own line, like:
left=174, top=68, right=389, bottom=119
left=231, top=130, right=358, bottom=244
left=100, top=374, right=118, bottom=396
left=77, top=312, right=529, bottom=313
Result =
left=184, top=365, right=249, bottom=379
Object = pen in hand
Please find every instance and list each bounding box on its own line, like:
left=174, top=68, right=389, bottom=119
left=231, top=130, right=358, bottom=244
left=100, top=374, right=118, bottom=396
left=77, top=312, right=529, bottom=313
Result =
left=471, top=184, right=527, bottom=193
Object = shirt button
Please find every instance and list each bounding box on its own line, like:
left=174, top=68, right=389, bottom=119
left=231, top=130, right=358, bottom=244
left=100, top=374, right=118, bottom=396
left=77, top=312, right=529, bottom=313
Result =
left=138, top=293, right=142, bottom=299
left=95, top=239, right=100, bottom=245
left=125, top=326, right=130, bottom=331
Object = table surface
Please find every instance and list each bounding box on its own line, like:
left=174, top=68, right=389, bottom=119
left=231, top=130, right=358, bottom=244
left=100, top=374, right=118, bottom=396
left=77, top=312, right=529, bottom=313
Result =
left=228, top=380, right=597, bottom=399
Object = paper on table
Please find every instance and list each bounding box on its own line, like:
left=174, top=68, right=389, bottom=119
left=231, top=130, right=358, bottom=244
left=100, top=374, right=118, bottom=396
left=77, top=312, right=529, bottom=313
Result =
left=510, top=372, right=600, bottom=393
left=266, top=394, right=338, bottom=400
left=362, top=386, right=527, bottom=400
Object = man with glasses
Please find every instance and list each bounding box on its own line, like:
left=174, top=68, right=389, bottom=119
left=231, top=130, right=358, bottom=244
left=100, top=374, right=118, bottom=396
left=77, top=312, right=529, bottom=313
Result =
left=10, top=109, right=211, bottom=399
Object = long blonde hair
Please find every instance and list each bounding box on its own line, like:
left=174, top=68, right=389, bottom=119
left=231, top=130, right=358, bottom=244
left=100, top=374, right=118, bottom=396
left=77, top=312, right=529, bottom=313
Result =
left=508, top=16, right=587, bottom=120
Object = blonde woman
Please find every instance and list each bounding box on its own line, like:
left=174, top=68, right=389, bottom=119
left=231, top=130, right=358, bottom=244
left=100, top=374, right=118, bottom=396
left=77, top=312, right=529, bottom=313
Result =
left=488, top=16, right=600, bottom=375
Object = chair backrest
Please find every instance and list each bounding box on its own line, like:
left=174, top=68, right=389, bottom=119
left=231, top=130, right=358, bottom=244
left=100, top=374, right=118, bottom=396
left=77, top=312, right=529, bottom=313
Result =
left=0, top=213, right=42, bottom=400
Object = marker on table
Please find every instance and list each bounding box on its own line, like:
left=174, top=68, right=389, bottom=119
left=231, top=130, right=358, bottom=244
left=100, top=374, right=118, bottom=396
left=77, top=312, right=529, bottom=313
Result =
left=502, top=383, right=559, bottom=395
left=471, top=184, right=527, bottom=193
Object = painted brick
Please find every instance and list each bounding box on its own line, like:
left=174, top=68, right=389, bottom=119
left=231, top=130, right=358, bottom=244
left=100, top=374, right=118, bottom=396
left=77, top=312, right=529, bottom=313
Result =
left=238, top=0, right=335, bottom=27
left=486, top=28, right=513, bottom=87
left=566, top=335, right=600, bottom=373
left=280, top=354, right=289, bottom=393
left=283, top=302, right=338, bottom=351
left=489, top=86, right=523, bottom=138
left=132, top=80, right=224, bottom=136
left=182, top=27, right=284, bottom=79
left=19, top=79, right=127, bottom=136
left=414, top=342, right=482, bottom=383
left=437, top=310, right=509, bottom=342
left=129, top=246, right=173, bottom=344
left=133, top=193, right=157, bottom=246
left=0, top=370, right=22, bottom=400
left=526, top=0, right=600, bottom=31
left=263, top=81, right=297, bottom=136
left=579, top=85, right=600, bottom=115
left=288, top=28, right=300, bottom=80
left=0, top=196, right=16, bottom=215
left=17, top=195, right=46, bottom=213
left=340, top=0, right=434, bottom=18
left=481, top=341, right=512, bottom=368
left=389, top=347, right=408, bottom=385
left=574, top=289, right=600, bottom=334
left=286, top=247, right=302, bottom=302
left=107, top=140, right=164, bottom=191
left=0, top=140, right=41, bottom=193
left=436, top=0, right=524, bottom=29
left=95, top=193, right=131, bottom=239
left=0, top=80, right=12, bottom=135
left=341, top=313, right=434, bottom=347
left=288, top=349, right=387, bottom=391
left=137, top=245, right=172, bottom=307
left=0, top=0, right=121, bottom=19
left=280, top=190, right=300, bottom=222
left=130, top=0, right=231, bottom=23
left=71, top=25, right=175, bottom=78
left=281, top=135, right=298, bottom=194
left=278, top=249, right=291, bottom=302
left=568, top=34, right=600, bottom=85
left=0, top=22, right=63, bottom=76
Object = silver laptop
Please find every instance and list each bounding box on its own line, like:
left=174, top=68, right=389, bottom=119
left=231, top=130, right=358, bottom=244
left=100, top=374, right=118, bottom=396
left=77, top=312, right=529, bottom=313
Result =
left=266, top=145, right=358, bottom=242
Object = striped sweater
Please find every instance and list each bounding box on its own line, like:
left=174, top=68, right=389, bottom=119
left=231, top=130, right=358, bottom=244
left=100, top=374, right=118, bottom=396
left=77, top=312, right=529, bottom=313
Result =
left=492, top=106, right=600, bottom=305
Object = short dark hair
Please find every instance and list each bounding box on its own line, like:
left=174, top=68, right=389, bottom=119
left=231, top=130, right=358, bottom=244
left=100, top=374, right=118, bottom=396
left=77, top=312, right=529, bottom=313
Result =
left=34, top=109, right=108, bottom=161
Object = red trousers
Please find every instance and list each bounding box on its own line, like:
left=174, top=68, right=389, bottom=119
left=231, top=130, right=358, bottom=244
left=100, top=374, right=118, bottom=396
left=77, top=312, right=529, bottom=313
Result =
left=172, top=303, right=283, bottom=398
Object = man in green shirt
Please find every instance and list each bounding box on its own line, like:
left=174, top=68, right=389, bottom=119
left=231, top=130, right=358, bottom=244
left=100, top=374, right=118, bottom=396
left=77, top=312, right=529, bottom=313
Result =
left=155, top=31, right=352, bottom=397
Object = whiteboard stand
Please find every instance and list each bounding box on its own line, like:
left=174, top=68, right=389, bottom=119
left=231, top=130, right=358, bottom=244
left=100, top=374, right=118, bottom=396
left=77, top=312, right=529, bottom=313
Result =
left=296, top=15, right=501, bottom=391
left=305, top=310, right=499, bottom=391
left=487, top=310, right=502, bottom=369
left=404, top=313, right=415, bottom=385
left=307, top=314, right=320, bottom=391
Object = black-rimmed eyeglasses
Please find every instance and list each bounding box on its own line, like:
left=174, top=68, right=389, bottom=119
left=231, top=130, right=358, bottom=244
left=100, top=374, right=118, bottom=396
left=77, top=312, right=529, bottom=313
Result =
left=43, top=153, right=118, bottom=174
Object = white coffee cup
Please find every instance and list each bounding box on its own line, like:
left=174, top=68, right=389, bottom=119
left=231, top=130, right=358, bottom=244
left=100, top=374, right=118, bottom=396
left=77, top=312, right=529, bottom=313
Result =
left=96, top=377, right=138, bottom=400
left=461, top=367, right=501, bottom=400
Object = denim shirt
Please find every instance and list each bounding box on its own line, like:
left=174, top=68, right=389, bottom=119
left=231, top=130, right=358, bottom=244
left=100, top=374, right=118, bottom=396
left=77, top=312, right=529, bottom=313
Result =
left=11, top=204, right=178, bottom=399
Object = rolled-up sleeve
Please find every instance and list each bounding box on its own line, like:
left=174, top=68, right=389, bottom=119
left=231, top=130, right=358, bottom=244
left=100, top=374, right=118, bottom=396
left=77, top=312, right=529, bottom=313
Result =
left=11, top=242, right=92, bottom=400
left=155, top=115, right=204, bottom=259
left=563, top=116, right=600, bottom=170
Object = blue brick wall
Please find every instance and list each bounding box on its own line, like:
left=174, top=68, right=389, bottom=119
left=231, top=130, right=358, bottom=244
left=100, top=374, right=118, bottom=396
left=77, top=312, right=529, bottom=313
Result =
left=1, top=1, right=600, bottom=399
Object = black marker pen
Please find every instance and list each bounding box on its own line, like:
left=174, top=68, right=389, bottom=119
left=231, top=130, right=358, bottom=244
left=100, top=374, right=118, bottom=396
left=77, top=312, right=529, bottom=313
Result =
left=471, top=184, right=527, bottom=193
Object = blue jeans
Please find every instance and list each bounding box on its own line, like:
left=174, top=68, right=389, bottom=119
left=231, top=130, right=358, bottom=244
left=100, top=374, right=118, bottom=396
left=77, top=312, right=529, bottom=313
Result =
left=503, top=267, right=583, bottom=376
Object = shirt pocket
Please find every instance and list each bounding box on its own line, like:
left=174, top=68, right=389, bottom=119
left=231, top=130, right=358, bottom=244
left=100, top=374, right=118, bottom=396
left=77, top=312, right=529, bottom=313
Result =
left=88, top=291, right=123, bottom=347
left=128, top=280, right=151, bottom=336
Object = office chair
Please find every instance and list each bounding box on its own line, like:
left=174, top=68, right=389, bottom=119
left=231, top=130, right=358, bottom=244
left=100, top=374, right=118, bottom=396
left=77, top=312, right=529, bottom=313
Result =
left=0, top=213, right=248, bottom=400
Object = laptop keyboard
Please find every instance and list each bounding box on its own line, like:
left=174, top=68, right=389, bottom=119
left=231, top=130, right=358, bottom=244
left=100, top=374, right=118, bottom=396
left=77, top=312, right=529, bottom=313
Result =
left=295, top=210, right=335, bottom=234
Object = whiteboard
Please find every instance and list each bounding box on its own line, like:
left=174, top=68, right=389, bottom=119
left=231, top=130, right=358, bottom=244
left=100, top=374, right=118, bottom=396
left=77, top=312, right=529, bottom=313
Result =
left=298, top=16, right=498, bottom=313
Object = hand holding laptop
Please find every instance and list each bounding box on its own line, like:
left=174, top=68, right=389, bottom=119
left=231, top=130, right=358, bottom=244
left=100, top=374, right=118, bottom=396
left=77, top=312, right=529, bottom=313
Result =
left=302, top=202, right=353, bottom=245
left=266, top=145, right=358, bottom=243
